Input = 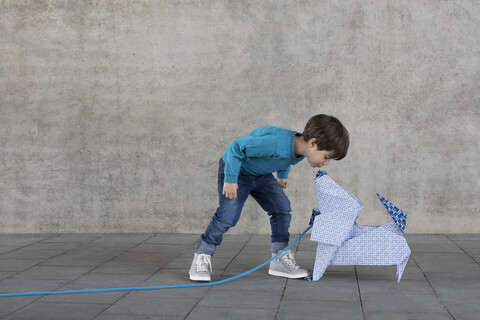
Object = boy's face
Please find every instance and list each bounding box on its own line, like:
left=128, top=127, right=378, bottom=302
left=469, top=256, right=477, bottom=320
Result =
left=305, top=139, right=335, bottom=168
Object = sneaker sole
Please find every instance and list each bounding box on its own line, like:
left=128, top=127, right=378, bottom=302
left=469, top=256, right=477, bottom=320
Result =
left=189, top=273, right=211, bottom=282
left=268, top=269, right=309, bottom=279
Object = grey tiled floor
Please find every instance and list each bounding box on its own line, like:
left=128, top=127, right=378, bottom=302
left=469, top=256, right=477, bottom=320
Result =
left=0, top=233, right=479, bottom=320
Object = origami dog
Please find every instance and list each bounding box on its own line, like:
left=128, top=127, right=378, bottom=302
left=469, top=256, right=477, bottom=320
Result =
left=309, top=170, right=411, bottom=282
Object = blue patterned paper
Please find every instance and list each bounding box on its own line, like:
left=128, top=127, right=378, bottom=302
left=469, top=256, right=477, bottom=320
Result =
left=377, top=193, right=407, bottom=234
left=309, top=170, right=411, bottom=282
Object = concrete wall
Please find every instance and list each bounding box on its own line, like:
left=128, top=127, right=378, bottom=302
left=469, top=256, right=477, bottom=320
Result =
left=1, top=0, right=479, bottom=234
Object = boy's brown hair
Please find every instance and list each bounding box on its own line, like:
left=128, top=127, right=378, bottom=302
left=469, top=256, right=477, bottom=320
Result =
left=303, top=114, right=349, bottom=160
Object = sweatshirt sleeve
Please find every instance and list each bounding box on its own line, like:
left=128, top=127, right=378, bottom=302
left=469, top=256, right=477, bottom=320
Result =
left=276, top=166, right=291, bottom=180
left=223, top=135, right=277, bottom=183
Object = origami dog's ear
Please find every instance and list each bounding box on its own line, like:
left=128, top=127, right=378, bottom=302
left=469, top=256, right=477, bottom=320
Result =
left=377, top=194, right=407, bottom=234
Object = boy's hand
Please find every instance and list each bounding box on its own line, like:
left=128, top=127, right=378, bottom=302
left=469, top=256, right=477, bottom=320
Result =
left=278, top=179, right=289, bottom=189
left=223, top=183, right=238, bottom=199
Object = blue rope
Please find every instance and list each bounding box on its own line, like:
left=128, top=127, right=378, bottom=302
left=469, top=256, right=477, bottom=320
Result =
left=0, top=224, right=312, bottom=298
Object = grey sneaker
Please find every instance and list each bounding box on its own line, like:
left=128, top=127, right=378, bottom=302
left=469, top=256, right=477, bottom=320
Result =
left=268, top=249, right=309, bottom=279
left=189, top=253, right=212, bottom=281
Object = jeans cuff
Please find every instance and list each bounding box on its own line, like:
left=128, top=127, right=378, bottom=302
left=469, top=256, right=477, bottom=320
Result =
left=271, top=241, right=289, bottom=254
left=196, top=239, right=216, bottom=256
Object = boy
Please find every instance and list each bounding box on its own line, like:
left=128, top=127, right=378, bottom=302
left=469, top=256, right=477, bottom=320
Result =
left=190, top=114, right=349, bottom=281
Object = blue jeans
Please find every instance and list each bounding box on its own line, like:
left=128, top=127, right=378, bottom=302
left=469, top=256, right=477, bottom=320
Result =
left=197, top=159, right=292, bottom=256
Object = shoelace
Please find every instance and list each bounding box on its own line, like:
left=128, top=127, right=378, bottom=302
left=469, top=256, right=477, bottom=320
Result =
left=280, top=250, right=300, bottom=270
left=196, top=254, right=212, bottom=273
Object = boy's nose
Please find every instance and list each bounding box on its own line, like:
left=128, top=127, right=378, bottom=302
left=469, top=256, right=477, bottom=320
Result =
left=323, top=160, right=330, bottom=166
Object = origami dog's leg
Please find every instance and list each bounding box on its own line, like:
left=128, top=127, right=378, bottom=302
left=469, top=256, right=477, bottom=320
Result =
left=312, top=243, right=340, bottom=281
left=396, top=256, right=409, bottom=282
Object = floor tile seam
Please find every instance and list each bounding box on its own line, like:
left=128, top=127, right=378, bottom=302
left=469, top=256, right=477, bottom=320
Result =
left=185, top=305, right=279, bottom=317
left=94, top=310, right=191, bottom=319
left=86, top=290, right=139, bottom=319
left=50, top=234, right=158, bottom=298
left=0, top=235, right=50, bottom=242
left=16, top=258, right=126, bottom=279
left=418, top=271, right=480, bottom=275
left=104, top=316, right=183, bottom=320
left=27, top=234, right=109, bottom=269
left=0, top=245, right=32, bottom=256
left=279, top=296, right=361, bottom=302
left=181, top=288, right=213, bottom=318
left=23, top=300, right=112, bottom=306
left=3, top=249, right=79, bottom=281
left=411, top=251, right=476, bottom=257
left=209, top=289, right=285, bottom=295
left=286, top=283, right=359, bottom=288
left=362, top=311, right=458, bottom=317
left=0, top=289, right=55, bottom=319
left=39, top=262, right=106, bottom=268
left=422, top=271, right=480, bottom=275
left=67, top=234, right=154, bottom=249
left=354, top=266, right=367, bottom=320
left=293, top=234, right=304, bottom=254
left=87, top=270, right=160, bottom=277
left=89, top=303, right=114, bottom=320
left=85, top=233, right=157, bottom=278
left=84, top=235, right=167, bottom=319
left=274, top=229, right=307, bottom=320
left=445, top=234, right=480, bottom=266
left=195, top=303, right=282, bottom=310
left=218, top=234, right=254, bottom=276
left=438, top=301, right=480, bottom=307
left=20, top=299, right=115, bottom=320
left=360, top=289, right=457, bottom=297
left=17, top=244, right=89, bottom=253
left=411, top=255, right=456, bottom=320
left=274, top=259, right=290, bottom=320
left=39, top=234, right=103, bottom=243
left=142, top=244, right=192, bottom=283
left=0, top=234, right=67, bottom=256
left=359, top=291, right=442, bottom=297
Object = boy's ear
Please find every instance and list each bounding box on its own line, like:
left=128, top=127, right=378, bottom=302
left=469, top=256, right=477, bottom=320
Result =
left=308, top=138, right=317, bottom=148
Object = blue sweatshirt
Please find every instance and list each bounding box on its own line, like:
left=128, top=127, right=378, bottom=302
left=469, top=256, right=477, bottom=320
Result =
left=221, top=126, right=305, bottom=183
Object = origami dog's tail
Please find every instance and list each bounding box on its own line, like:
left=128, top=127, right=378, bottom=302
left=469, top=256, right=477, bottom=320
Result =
left=377, top=194, right=410, bottom=282
left=376, top=194, right=407, bottom=234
